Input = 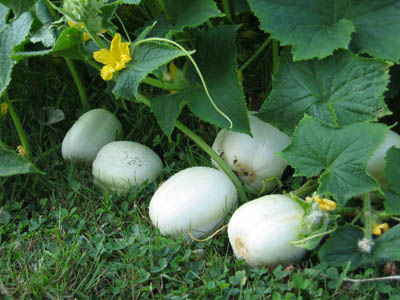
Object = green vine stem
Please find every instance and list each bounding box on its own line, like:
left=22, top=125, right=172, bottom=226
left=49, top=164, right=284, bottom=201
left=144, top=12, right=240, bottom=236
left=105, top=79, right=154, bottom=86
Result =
left=64, top=58, right=89, bottom=109
left=222, top=0, right=233, bottom=22
left=239, top=37, right=271, bottom=72
left=3, top=93, right=32, bottom=160
left=136, top=93, right=248, bottom=203
left=134, top=37, right=233, bottom=129
left=272, top=39, right=279, bottom=74
left=86, top=60, right=184, bottom=92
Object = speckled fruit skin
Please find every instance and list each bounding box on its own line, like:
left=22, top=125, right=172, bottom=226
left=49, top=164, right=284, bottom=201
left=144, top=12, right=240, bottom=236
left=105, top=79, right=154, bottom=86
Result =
left=92, top=141, right=163, bottom=194
left=149, top=167, right=237, bottom=239
left=212, top=113, right=290, bottom=193
left=228, top=194, right=307, bottom=267
left=62, top=109, right=123, bottom=163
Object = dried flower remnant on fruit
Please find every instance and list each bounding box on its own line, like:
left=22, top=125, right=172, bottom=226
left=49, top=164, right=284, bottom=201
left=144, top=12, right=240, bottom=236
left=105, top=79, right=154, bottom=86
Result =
left=372, top=222, right=389, bottom=236
left=93, top=33, right=131, bottom=81
left=17, top=145, right=25, bottom=156
left=0, top=103, right=7, bottom=115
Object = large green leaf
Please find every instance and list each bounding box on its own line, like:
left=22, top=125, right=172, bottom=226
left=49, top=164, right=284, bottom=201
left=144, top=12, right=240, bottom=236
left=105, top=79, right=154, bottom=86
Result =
left=281, top=116, right=387, bottom=206
left=248, top=0, right=400, bottom=62
left=0, top=11, right=34, bottom=97
left=150, top=0, right=222, bottom=37
left=150, top=26, right=250, bottom=137
left=256, top=49, right=389, bottom=136
left=113, top=42, right=187, bottom=100
left=318, top=226, right=370, bottom=270
left=0, top=0, right=37, bottom=17
left=0, top=3, right=8, bottom=26
left=0, top=149, right=44, bottom=176
left=382, top=147, right=400, bottom=214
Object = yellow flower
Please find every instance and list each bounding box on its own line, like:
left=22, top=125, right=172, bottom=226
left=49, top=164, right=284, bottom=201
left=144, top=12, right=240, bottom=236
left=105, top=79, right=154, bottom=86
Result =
left=372, top=222, right=389, bottom=236
left=67, top=20, right=106, bottom=41
left=314, top=195, right=337, bottom=211
left=1, top=103, right=8, bottom=115
left=17, top=145, right=25, bottom=156
left=93, top=33, right=131, bottom=81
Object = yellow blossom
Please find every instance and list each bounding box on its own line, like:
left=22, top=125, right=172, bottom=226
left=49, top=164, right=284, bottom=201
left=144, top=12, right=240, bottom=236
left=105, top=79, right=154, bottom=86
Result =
left=372, top=222, right=389, bottom=236
left=67, top=20, right=106, bottom=41
left=1, top=103, right=8, bottom=115
left=93, top=33, right=131, bottom=81
left=17, top=145, right=25, bottom=156
left=314, top=195, right=337, bottom=211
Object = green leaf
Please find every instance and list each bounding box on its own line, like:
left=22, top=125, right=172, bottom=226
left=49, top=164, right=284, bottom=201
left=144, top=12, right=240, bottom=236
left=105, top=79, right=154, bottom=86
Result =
left=0, top=0, right=38, bottom=17
left=382, top=147, right=400, bottom=214
left=0, top=11, right=34, bottom=97
left=120, top=0, right=141, bottom=4
left=256, top=49, right=390, bottom=136
left=248, top=0, right=400, bottom=62
left=0, top=3, right=9, bottom=25
left=30, top=0, right=57, bottom=48
left=373, top=224, right=400, bottom=263
left=0, top=149, right=44, bottom=176
left=14, top=27, right=84, bottom=60
left=113, top=42, right=186, bottom=100
left=150, top=26, right=250, bottom=137
left=281, top=116, right=387, bottom=206
left=318, top=226, right=370, bottom=270
left=150, top=0, right=222, bottom=37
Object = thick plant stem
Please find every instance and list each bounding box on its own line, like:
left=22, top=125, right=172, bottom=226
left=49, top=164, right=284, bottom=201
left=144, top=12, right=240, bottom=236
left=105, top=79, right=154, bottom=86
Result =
left=363, top=193, right=373, bottom=242
left=136, top=93, right=248, bottom=203
left=154, top=0, right=166, bottom=12
left=239, top=37, right=271, bottom=72
left=272, top=39, right=279, bottom=74
left=291, top=179, right=318, bottom=198
left=3, top=94, right=32, bottom=160
left=64, top=58, right=89, bottom=109
left=222, top=0, right=232, bottom=22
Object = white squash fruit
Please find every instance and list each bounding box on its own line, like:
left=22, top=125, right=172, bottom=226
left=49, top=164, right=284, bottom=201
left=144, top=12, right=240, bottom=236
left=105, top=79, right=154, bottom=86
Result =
left=367, top=129, right=400, bottom=180
left=149, top=167, right=237, bottom=239
left=62, top=108, right=123, bottom=163
left=212, top=114, right=290, bottom=193
left=228, top=194, right=307, bottom=267
left=92, top=141, right=163, bottom=194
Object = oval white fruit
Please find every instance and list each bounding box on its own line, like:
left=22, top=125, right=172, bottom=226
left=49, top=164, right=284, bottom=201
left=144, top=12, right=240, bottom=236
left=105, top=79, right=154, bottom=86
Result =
left=367, top=129, right=400, bottom=180
left=92, top=141, right=163, bottom=194
left=62, top=108, right=123, bottom=163
left=212, top=114, right=290, bottom=193
left=149, top=167, right=237, bottom=239
left=228, top=194, right=307, bottom=267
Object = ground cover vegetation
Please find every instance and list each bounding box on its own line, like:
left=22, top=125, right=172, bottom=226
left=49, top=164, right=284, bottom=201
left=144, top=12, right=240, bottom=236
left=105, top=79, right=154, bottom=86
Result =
left=1, top=0, right=400, bottom=299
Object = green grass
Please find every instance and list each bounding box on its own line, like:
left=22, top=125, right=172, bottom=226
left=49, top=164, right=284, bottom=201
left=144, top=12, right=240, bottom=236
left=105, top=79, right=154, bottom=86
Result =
left=2, top=40, right=400, bottom=300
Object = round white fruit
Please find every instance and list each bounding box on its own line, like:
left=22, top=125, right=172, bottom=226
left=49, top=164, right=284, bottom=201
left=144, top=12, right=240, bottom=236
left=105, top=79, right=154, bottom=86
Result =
left=367, top=129, right=400, bottom=180
left=212, top=114, right=290, bottom=193
left=92, top=141, right=163, bottom=194
left=228, top=194, right=307, bottom=267
left=149, top=167, right=237, bottom=239
left=62, top=108, right=123, bottom=163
